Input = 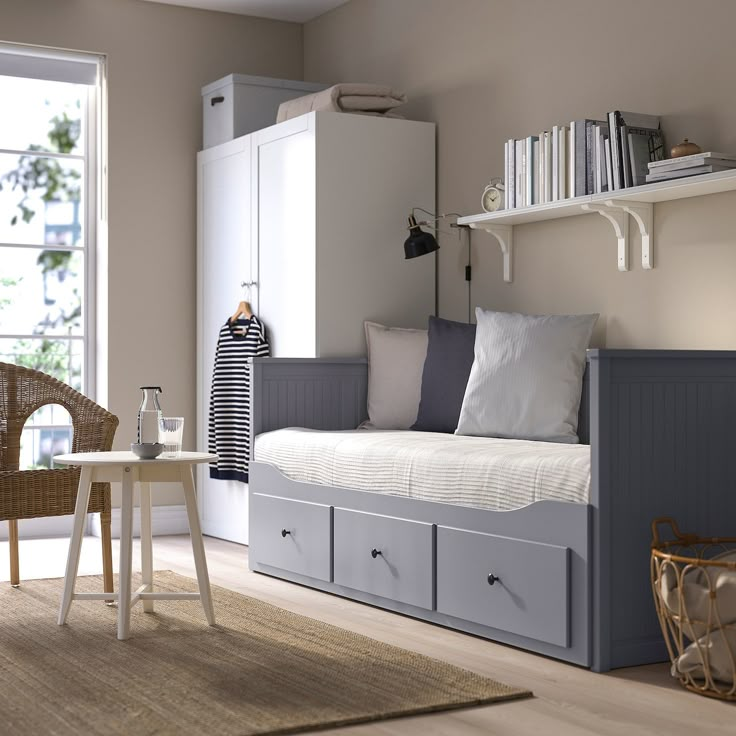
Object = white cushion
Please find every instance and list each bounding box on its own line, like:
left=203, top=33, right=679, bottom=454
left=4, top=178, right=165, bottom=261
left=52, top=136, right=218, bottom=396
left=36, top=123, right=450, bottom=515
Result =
left=363, top=321, right=427, bottom=429
left=456, top=309, right=598, bottom=443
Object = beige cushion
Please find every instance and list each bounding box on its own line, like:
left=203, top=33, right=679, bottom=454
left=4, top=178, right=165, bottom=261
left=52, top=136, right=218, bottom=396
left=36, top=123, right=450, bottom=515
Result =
left=363, top=321, right=427, bottom=429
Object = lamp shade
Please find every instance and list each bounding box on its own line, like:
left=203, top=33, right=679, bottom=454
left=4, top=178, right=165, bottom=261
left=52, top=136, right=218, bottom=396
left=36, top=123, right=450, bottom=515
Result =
left=404, top=215, right=439, bottom=259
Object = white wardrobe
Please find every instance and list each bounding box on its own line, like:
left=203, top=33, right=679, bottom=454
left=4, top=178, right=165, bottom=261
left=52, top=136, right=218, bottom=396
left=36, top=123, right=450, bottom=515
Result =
left=197, top=111, right=435, bottom=543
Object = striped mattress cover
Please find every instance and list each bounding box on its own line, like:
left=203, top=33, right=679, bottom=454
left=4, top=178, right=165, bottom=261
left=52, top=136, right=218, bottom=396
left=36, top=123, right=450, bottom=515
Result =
left=253, top=428, right=591, bottom=511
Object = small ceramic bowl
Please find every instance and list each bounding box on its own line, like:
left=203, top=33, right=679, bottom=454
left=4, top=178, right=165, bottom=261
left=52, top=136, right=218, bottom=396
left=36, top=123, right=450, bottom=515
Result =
left=130, top=442, right=164, bottom=460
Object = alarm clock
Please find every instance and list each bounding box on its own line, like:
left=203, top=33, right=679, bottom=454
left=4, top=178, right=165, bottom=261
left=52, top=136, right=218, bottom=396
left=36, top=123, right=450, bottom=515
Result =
left=481, top=178, right=505, bottom=212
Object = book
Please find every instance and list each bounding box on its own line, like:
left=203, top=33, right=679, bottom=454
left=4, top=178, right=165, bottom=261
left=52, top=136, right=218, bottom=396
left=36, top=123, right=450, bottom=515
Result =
left=558, top=126, right=567, bottom=200
left=593, top=125, right=609, bottom=193
left=648, top=155, right=736, bottom=173
left=645, top=164, right=736, bottom=183
left=507, top=138, right=516, bottom=209
left=649, top=151, right=736, bottom=169
left=515, top=139, right=524, bottom=207
left=533, top=139, right=541, bottom=205
left=585, top=120, right=605, bottom=195
left=537, top=131, right=547, bottom=204
left=620, top=125, right=632, bottom=188
left=567, top=125, right=574, bottom=198
left=574, top=120, right=588, bottom=196
left=604, top=136, right=613, bottom=193
left=525, top=135, right=538, bottom=206
left=552, top=125, right=559, bottom=201
left=567, top=120, right=578, bottom=197
left=600, top=131, right=609, bottom=192
left=543, top=131, right=552, bottom=202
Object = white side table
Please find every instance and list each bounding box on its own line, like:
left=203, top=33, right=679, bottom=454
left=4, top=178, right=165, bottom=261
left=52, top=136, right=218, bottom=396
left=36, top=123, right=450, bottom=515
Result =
left=54, top=451, right=218, bottom=640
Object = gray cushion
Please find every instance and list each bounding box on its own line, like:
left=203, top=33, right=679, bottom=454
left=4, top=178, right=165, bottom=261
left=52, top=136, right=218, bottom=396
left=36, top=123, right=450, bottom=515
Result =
left=412, top=316, right=476, bottom=433
left=456, top=309, right=598, bottom=443
left=363, top=321, right=428, bottom=429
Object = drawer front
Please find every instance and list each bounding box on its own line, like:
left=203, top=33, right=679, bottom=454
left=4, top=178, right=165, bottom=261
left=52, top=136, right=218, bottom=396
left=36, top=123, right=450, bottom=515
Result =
left=250, top=493, right=332, bottom=581
left=333, top=509, right=434, bottom=610
left=436, top=526, right=570, bottom=648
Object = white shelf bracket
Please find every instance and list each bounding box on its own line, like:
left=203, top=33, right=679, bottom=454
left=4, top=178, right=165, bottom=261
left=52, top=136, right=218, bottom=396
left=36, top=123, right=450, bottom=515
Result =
left=470, top=223, right=513, bottom=282
left=581, top=203, right=629, bottom=271
left=605, top=199, right=654, bottom=269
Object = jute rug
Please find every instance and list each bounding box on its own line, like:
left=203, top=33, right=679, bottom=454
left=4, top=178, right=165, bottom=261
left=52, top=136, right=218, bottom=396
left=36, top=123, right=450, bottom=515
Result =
left=0, top=571, right=530, bottom=735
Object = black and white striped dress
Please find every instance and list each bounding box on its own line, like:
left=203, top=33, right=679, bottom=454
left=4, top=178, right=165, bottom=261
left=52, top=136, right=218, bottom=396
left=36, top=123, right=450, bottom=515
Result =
left=208, top=316, right=269, bottom=483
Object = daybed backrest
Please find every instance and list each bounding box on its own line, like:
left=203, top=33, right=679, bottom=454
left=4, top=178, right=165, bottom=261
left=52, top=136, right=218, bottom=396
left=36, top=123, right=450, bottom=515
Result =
left=248, top=357, right=592, bottom=447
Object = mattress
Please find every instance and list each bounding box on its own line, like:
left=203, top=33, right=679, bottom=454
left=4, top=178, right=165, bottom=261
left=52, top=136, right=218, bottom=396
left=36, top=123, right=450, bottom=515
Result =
left=254, top=428, right=591, bottom=511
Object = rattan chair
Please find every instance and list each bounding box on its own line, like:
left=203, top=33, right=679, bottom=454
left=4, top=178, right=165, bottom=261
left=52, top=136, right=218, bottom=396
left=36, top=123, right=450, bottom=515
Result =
left=0, top=362, right=118, bottom=591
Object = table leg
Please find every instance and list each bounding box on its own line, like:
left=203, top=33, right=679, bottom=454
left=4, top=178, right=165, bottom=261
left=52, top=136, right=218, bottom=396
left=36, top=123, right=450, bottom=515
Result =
left=117, top=466, right=135, bottom=640
left=58, top=467, right=93, bottom=625
left=139, top=481, right=154, bottom=613
left=181, top=465, right=215, bottom=625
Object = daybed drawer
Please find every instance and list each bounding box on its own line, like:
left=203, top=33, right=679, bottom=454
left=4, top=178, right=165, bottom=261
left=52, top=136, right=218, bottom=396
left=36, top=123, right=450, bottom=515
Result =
left=250, top=493, right=332, bottom=582
left=333, top=509, right=433, bottom=610
left=436, top=526, right=570, bottom=648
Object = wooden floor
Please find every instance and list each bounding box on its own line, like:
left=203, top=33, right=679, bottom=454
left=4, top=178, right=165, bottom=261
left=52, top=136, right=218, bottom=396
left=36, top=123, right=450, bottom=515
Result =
left=1, top=534, right=732, bottom=735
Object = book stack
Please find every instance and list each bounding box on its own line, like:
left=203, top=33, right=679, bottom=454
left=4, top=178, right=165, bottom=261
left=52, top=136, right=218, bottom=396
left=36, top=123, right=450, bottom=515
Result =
left=646, top=152, right=736, bottom=183
left=504, top=127, right=571, bottom=209
left=504, top=110, right=665, bottom=209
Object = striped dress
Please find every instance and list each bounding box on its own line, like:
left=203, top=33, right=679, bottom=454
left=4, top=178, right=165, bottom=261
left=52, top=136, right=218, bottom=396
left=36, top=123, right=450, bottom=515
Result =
left=208, top=316, right=269, bottom=483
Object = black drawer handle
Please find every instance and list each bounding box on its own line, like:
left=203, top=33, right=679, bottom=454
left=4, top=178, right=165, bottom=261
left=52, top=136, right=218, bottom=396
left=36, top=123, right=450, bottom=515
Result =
left=371, top=548, right=382, bottom=559
left=210, top=95, right=225, bottom=106
left=487, top=573, right=500, bottom=586
left=281, top=528, right=291, bottom=538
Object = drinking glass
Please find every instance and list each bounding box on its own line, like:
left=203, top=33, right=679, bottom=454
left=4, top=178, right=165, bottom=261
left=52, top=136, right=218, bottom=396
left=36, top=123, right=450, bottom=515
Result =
left=159, top=417, right=184, bottom=458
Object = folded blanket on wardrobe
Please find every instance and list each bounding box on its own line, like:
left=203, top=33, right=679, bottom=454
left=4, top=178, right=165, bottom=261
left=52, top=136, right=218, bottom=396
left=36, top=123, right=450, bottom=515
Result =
left=277, top=83, right=407, bottom=122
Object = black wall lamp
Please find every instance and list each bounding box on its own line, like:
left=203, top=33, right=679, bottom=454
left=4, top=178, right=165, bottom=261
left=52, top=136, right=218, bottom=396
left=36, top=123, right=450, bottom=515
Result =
left=403, top=207, right=473, bottom=322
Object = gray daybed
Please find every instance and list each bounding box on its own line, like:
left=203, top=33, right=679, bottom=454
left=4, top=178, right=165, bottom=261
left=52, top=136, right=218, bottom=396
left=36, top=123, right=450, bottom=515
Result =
left=246, top=350, right=736, bottom=672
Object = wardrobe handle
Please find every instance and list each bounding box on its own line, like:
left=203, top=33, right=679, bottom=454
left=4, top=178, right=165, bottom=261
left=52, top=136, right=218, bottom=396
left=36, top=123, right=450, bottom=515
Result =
left=210, top=95, right=225, bottom=106
left=281, top=528, right=291, bottom=538
left=487, top=573, right=500, bottom=586
left=371, top=548, right=382, bottom=559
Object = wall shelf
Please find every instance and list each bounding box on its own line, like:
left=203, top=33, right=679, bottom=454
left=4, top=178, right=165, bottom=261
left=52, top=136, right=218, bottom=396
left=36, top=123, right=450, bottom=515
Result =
left=458, top=168, right=736, bottom=282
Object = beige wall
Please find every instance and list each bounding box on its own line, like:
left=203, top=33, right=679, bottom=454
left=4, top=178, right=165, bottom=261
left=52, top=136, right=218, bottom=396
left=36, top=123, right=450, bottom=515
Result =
left=305, top=0, right=736, bottom=349
left=3, top=0, right=302, bottom=504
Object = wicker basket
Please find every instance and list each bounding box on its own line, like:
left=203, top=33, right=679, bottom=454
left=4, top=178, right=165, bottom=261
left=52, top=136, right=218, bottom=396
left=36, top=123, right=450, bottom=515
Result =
left=650, top=517, right=736, bottom=700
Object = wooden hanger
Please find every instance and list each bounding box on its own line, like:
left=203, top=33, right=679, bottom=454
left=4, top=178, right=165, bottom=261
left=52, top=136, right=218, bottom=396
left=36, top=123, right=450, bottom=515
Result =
left=230, top=300, right=253, bottom=324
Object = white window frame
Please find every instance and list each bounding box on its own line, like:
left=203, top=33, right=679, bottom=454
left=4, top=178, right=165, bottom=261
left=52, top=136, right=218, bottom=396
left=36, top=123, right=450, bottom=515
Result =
left=0, top=42, right=107, bottom=401
left=0, top=44, right=107, bottom=539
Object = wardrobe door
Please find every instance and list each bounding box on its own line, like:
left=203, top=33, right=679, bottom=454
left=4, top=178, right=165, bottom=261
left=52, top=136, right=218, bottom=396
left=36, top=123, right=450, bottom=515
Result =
left=254, top=116, right=317, bottom=357
left=197, top=136, right=253, bottom=544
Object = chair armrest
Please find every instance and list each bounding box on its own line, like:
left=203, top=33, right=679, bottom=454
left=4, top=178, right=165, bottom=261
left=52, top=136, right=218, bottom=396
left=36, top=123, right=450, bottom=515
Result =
left=72, top=411, right=119, bottom=454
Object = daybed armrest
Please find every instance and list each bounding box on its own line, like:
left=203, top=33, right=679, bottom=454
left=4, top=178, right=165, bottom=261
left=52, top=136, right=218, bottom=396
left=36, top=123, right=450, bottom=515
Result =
left=248, top=358, right=368, bottom=456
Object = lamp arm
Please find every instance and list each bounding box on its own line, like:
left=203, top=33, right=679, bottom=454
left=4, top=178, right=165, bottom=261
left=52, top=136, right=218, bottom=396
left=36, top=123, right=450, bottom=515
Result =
left=411, top=207, right=465, bottom=224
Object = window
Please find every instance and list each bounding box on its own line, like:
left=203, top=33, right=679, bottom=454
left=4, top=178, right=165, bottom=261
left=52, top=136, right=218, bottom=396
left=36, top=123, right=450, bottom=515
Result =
left=0, top=43, right=105, bottom=469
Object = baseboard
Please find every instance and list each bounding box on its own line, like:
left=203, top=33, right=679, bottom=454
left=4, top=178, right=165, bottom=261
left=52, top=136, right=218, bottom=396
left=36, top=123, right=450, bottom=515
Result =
left=0, top=515, right=75, bottom=541
left=88, top=505, right=190, bottom=539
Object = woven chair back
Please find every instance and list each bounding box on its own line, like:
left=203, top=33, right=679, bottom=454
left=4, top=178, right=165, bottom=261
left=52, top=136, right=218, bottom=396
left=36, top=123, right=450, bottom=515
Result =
left=0, top=362, right=119, bottom=521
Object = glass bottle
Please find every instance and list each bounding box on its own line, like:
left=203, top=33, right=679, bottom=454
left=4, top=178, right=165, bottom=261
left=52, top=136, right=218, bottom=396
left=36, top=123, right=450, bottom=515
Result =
left=137, top=386, right=163, bottom=444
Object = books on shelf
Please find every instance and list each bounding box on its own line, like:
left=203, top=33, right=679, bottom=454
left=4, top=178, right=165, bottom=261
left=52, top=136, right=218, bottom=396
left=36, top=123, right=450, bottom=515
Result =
left=607, top=111, right=664, bottom=191
left=648, top=151, right=736, bottom=172
left=499, top=111, right=736, bottom=210
left=644, top=150, right=736, bottom=183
